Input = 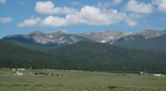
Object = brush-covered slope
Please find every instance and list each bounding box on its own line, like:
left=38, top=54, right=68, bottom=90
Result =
left=0, top=40, right=166, bottom=73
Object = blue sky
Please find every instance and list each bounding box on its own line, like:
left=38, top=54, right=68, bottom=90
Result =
left=0, top=0, right=166, bottom=38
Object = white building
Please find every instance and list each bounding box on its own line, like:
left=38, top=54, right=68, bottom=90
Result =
left=153, top=74, right=165, bottom=77
left=12, top=68, right=25, bottom=76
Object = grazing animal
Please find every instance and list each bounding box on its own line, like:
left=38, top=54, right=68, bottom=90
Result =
left=51, top=73, right=54, bottom=76
left=56, top=74, right=59, bottom=76
left=107, top=85, right=117, bottom=91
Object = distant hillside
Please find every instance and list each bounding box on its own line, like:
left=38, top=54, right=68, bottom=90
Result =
left=2, top=31, right=90, bottom=47
left=0, top=41, right=56, bottom=68
left=2, top=29, right=166, bottom=53
left=0, top=40, right=166, bottom=73
left=114, top=34, right=166, bottom=52
left=80, top=29, right=166, bottom=52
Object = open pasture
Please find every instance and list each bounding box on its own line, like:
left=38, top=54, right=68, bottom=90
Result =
left=0, top=69, right=166, bottom=91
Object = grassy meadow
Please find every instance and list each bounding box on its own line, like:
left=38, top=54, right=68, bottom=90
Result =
left=0, top=69, right=166, bottom=91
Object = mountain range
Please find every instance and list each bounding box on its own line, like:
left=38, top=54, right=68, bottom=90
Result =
left=0, top=29, right=166, bottom=73
left=2, top=29, right=166, bottom=52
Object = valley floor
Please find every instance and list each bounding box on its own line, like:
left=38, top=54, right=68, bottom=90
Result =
left=0, top=69, right=166, bottom=91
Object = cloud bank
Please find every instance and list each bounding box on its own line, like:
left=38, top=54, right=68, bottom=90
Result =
left=17, top=0, right=166, bottom=28
left=125, top=0, right=154, bottom=14
left=35, top=1, right=76, bottom=15
left=154, top=0, right=166, bottom=13
left=0, top=0, right=5, bottom=4
left=0, top=17, right=12, bottom=24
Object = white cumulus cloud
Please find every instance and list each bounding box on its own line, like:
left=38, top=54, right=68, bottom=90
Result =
left=153, top=0, right=166, bottom=13
left=125, top=18, right=138, bottom=26
left=66, top=6, right=127, bottom=26
left=0, top=17, right=12, bottom=24
left=0, top=0, right=5, bottom=4
left=125, top=0, right=154, bottom=14
left=41, top=16, right=67, bottom=27
left=17, top=17, right=41, bottom=27
left=113, top=0, right=122, bottom=5
left=78, top=6, right=126, bottom=25
left=18, top=5, right=139, bottom=27
left=35, top=1, right=76, bottom=15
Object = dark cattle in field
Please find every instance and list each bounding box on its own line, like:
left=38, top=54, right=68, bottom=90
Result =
left=107, top=85, right=117, bottom=90
left=56, top=74, right=59, bottom=76
left=51, top=73, right=54, bottom=76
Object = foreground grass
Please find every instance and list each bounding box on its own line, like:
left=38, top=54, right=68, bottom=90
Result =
left=0, top=69, right=166, bottom=91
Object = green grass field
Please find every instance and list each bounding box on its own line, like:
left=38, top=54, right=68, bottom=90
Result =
left=0, top=69, right=166, bottom=91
